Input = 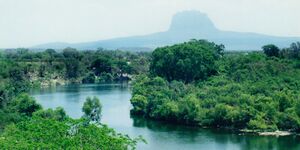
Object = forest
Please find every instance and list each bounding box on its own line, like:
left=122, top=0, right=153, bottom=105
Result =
left=131, top=40, right=300, bottom=132
left=0, top=48, right=148, bottom=149
left=1, top=48, right=150, bottom=86
left=1, top=40, right=300, bottom=149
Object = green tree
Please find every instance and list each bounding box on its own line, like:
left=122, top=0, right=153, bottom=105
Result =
left=82, top=97, right=102, bottom=123
left=130, top=95, right=148, bottom=114
left=62, top=47, right=80, bottom=59
left=150, top=40, right=223, bottom=83
left=247, top=115, right=268, bottom=131
left=290, top=42, right=300, bottom=59
left=64, top=59, right=80, bottom=79
left=44, top=49, right=57, bottom=65
left=0, top=118, right=141, bottom=149
left=63, top=48, right=81, bottom=79
left=82, top=72, right=96, bottom=83
left=131, top=45, right=300, bottom=132
left=0, top=51, right=3, bottom=58
left=33, top=107, right=67, bottom=121
left=116, top=60, right=133, bottom=76
left=262, top=44, right=280, bottom=57
left=10, top=93, right=42, bottom=116
left=91, top=56, right=113, bottom=76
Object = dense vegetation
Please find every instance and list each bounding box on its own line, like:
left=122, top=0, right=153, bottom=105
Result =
left=0, top=48, right=147, bottom=149
left=150, top=40, right=224, bottom=82
left=1, top=39, right=300, bottom=148
left=0, top=118, right=141, bottom=149
left=0, top=96, right=142, bottom=149
left=131, top=40, right=300, bottom=132
left=1, top=48, right=150, bottom=85
left=0, top=48, right=149, bottom=129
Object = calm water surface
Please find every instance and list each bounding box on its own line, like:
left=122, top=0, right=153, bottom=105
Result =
left=31, top=84, right=300, bottom=150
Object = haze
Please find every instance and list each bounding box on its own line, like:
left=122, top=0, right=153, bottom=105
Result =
left=0, top=0, right=299, bottom=48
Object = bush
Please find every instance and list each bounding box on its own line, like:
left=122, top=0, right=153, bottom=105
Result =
left=10, top=94, right=42, bottom=117
left=247, top=115, right=268, bottom=131
left=130, top=95, right=148, bottom=115
left=82, top=72, right=95, bottom=84
left=0, top=118, right=141, bottom=149
left=33, top=107, right=67, bottom=121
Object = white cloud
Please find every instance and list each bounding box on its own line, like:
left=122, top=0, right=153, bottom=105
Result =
left=0, top=0, right=299, bottom=48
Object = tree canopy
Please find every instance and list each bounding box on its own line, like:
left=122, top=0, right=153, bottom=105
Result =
left=150, top=40, right=224, bottom=83
left=131, top=40, right=300, bottom=132
left=262, top=44, right=280, bottom=57
left=82, top=97, right=102, bottom=123
left=0, top=118, right=141, bottom=149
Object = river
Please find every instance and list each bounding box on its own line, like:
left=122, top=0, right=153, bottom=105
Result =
left=31, top=84, right=300, bottom=150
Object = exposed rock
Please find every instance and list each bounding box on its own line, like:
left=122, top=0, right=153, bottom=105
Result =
left=258, top=131, right=292, bottom=136
left=240, top=129, right=293, bottom=136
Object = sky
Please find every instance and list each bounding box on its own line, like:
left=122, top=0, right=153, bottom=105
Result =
left=0, top=0, right=299, bottom=48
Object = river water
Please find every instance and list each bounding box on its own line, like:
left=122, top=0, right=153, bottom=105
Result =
left=31, top=84, right=300, bottom=150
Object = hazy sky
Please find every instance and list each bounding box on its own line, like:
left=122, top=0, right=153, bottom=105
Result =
left=0, top=0, right=299, bottom=48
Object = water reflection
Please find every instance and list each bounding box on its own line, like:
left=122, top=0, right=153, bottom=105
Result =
left=131, top=115, right=300, bottom=150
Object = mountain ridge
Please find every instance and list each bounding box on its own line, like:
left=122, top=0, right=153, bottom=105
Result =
left=33, top=11, right=300, bottom=51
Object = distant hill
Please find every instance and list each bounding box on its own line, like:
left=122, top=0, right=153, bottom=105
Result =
left=33, top=11, right=300, bottom=51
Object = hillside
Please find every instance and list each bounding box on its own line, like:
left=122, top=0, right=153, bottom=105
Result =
left=34, top=11, right=300, bottom=51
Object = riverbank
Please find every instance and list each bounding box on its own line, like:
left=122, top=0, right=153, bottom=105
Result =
left=30, top=73, right=133, bottom=88
left=30, top=74, right=300, bottom=138
left=131, top=114, right=298, bottom=137
left=31, top=84, right=300, bottom=150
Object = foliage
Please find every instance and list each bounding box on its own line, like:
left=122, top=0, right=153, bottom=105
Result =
left=289, top=42, right=300, bottom=59
left=279, top=42, right=300, bottom=59
left=91, top=56, right=113, bottom=76
left=262, top=44, right=280, bottom=57
left=0, top=93, right=141, bottom=149
left=0, top=93, right=41, bottom=129
left=0, top=48, right=146, bottom=148
left=10, top=93, right=42, bottom=117
left=0, top=47, right=150, bottom=130
left=0, top=118, right=142, bottom=149
left=131, top=40, right=300, bottom=132
left=33, top=107, right=68, bottom=121
left=82, top=97, right=102, bottom=123
left=1, top=48, right=150, bottom=85
left=130, top=95, right=148, bottom=115
left=150, top=40, right=224, bottom=83
left=82, top=72, right=96, bottom=84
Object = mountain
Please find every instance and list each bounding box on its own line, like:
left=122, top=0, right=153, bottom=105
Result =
left=34, top=11, right=300, bottom=51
